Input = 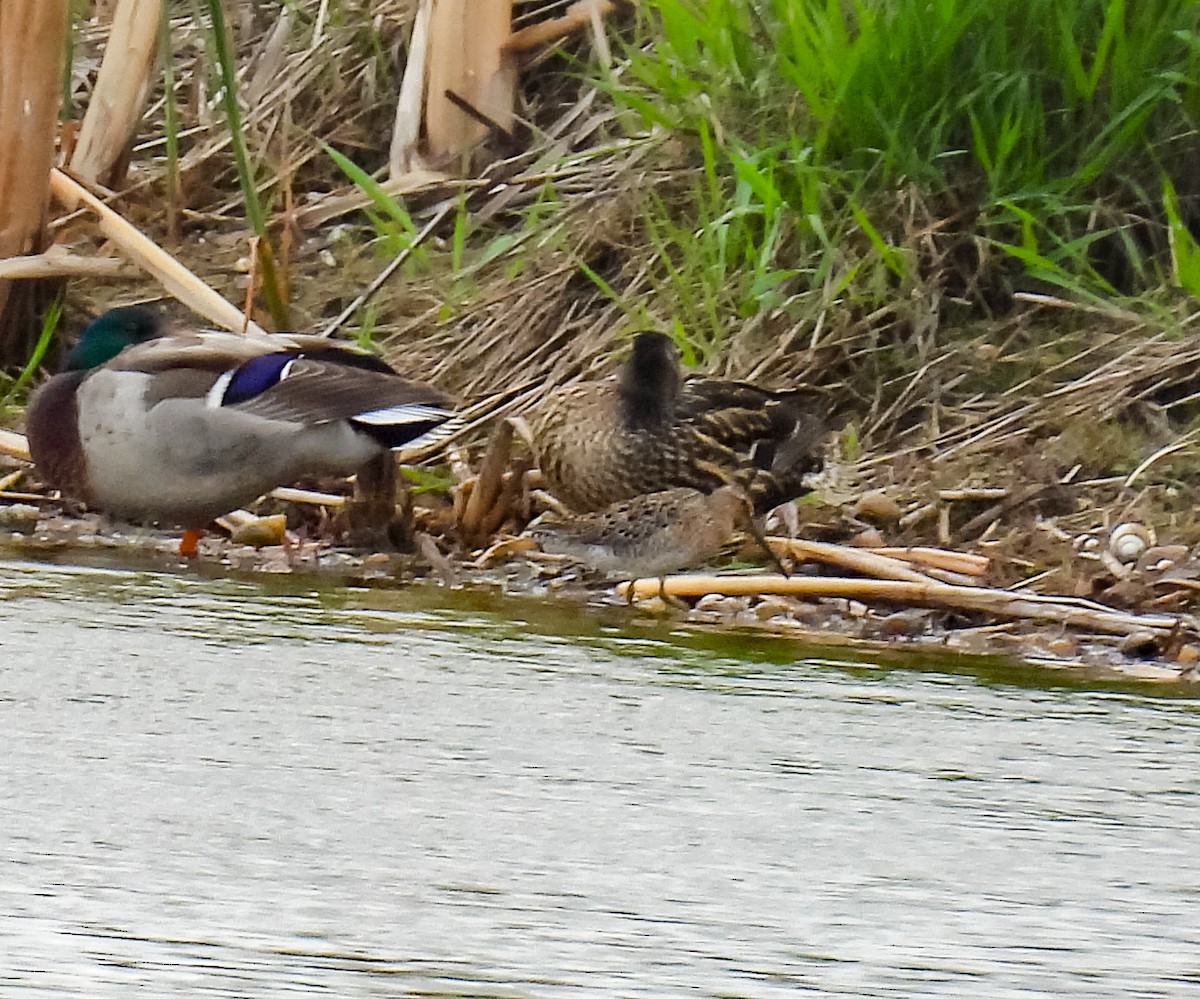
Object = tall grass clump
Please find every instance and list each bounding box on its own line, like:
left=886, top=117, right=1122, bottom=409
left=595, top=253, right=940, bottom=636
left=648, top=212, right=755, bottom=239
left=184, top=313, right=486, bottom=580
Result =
left=204, top=0, right=289, bottom=326
left=610, top=0, right=1200, bottom=354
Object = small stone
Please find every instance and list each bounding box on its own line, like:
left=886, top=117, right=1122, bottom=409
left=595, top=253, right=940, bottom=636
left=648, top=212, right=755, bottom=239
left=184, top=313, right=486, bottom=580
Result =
left=876, top=610, right=925, bottom=637
left=255, top=549, right=294, bottom=574
left=754, top=598, right=793, bottom=621
left=1136, top=545, right=1189, bottom=573
left=1176, top=644, right=1200, bottom=666
left=788, top=601, right=830, bottom=626
left=849, top=528, right=885, bottom=548
left=853, top=490, right=902, bottom=524
left=1046, top=637, right=1078, bottom=658
left=694, top=593, right=749, bottom=615
left=634, top=596, right=672, bottom=615
left=0, top=503, right=41, bottom=532
left=1120, top=630, right=1161, bottom=658
left=228, top=514, right=287, bottom=547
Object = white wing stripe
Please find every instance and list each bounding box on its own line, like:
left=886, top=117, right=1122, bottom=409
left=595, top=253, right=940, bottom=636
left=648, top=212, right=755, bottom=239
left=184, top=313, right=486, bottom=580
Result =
left=397, top=417, right=466, bottom=453
left=205, top=370, right=235, bottom=408
left=354, top=403, right=454, bottom=425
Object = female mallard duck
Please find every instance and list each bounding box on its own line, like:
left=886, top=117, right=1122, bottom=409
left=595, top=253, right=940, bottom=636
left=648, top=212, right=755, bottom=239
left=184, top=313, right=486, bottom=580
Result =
left=526, top=332, right=824, bottom=514
left=25, top=306, right=459, bottom=555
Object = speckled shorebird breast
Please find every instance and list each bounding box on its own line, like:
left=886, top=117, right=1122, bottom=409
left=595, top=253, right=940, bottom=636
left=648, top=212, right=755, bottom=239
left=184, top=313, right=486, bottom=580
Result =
left=529, top=486, right=746, bottom=578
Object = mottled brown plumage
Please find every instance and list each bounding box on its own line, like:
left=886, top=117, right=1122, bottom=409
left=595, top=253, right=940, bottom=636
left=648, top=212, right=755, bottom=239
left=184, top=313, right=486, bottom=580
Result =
left=529, top=486, right=745, bottom=578
left=527, top=332, right=824, bottom=514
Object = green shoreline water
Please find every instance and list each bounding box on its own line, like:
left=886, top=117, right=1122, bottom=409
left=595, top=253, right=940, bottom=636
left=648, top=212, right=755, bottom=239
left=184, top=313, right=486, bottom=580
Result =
left=2, top=550, right=1195, bottom=697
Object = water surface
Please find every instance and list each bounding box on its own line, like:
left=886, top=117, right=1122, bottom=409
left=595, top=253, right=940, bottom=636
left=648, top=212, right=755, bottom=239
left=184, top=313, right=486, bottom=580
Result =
left=1, top=558, right=1198, bottom=997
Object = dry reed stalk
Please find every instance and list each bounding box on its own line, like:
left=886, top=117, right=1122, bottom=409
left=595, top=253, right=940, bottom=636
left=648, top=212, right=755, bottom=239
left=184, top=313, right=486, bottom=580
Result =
left=48, top=168, right=264, bottom=334
left=425, top=0, right=515, bottom=162
left=0, top=0, right=67, bottom=357
left=69, top=0, right=160, bottom=186
left=0, top=428, right=31, bottom=462
left=617, top=574, right=1185, bottom=639
left=390, top=0, right=433, bottom=174
left=503, top=0, right=623, bottom=55
left=769, top=538, right=949, bottom=585
left=459, top=418, right=513, bottom=543
left=871, top=547, right=990, bottom=577
left=296, top=169, right=451, bottom=229
left=267, top=486, right=347, bottom=508
left=0, top=252, right=132, bottom=280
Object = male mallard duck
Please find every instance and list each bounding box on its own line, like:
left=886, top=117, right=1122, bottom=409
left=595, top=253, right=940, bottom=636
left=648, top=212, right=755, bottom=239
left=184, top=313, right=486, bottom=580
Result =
left=527, top=332, right=824, bottom=514
left=528, top=485, right=746, bottom=579
left=26, top=306, right=459, bottom=556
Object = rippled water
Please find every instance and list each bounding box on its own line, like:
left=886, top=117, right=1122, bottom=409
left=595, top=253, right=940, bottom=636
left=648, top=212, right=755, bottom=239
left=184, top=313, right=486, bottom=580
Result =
left=1, top=556, right=1198, bottom=997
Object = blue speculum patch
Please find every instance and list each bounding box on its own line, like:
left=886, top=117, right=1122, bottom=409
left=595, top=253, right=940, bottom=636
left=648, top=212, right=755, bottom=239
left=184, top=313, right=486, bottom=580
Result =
left=222, top=353, right=295, bottom=405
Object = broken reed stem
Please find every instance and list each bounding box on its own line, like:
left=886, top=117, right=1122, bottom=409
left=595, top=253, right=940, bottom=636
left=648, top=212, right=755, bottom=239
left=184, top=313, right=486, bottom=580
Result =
left=390, top=0, right=432, bottom=174
left=425, top=0, right=515, bottom=162
left=503, top=0, right=622, bottom=54
left=872, top=547, right=990, bottom=576
left=770, top=537, right=936, bottom=584
left=0, top=253, right=133, bottom=280
left=48, top=168, right=264, bottom=335
left=0, top=0, right=67, bottom=339
left=267, top=486, right=346, bottom=508
left=459, top=418, right=513, bottom=542
left=616, top=574, right=1183, bottom=639
left=0, top=428, right=32, bottom=463
left=69, top=0, right=160, bottom=187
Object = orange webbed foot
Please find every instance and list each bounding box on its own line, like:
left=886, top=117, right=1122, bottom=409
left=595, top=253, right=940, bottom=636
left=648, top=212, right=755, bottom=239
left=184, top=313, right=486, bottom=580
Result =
left=179, top=528, right=204, bottom=559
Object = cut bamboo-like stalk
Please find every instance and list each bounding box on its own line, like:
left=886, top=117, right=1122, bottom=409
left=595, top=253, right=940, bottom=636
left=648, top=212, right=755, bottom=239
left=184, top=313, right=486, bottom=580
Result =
left=617, top=574, right=1182, bottom=639
left=0, top=0, right=67, bottom=334
left=425, top=0, right=515, bottom=161
left=69, top=0, right=160, bottom=186
left=49, top=168, right=264, bottom=335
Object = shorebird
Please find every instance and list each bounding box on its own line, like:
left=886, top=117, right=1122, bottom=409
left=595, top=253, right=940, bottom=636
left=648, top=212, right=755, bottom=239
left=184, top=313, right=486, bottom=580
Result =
left=528, top=485, right=748, bottom=580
